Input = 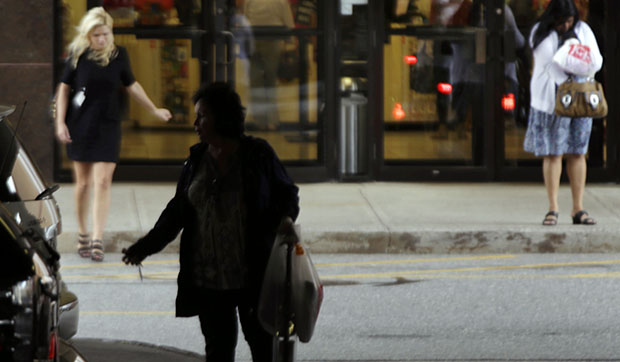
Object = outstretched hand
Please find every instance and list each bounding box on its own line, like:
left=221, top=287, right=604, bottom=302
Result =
left=154, top=108, right=173, bottom=122
left=122, top=247, right=146, bottom=265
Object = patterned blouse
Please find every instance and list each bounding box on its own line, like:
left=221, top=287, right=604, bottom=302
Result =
left=187, top=148, right=248, bottom=290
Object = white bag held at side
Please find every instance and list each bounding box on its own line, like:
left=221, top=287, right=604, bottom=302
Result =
left=552, top=39, right=597, bottom=77
left=290, top=242, right=323, bottom=343
left=258, top=234, right=289, bottom=336
left=258, top=229, right=324, bottom=343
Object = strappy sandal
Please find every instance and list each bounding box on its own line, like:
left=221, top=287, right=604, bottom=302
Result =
left=91, top=239, right=105, bottom=262
left=542, top=211, right=559, bottom=226
left=572, top=210, right=596, bottom=225
left=77, top=233, right=91, bottom=258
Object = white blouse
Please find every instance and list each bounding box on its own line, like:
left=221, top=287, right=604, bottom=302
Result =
left=529, top=20, right=603, bottom=114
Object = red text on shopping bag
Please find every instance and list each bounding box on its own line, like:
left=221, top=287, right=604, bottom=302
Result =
left=568, top=44, right=591, bottom=64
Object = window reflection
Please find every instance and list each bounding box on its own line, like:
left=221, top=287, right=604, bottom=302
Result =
left=234, top=33, right=320, bottom=162
left=383, top=0, right=482, bottom=163
left=103, top=0, right=202, bottom=27
left=233, top=1, right=320, bottom=162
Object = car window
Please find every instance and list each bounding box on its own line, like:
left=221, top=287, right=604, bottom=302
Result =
left=0, top=118, right=46, bottom=202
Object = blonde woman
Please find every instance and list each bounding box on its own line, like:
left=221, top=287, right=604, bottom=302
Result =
left=55, top=7, right=171, bottom=261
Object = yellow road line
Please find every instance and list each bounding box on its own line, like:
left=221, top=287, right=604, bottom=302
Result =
left=346, top=272, right=620, bottom=280
left=61, top=259, right=179, bottom=270
left=315, top=254, right=516, bottom=267
left=320, top=259, right=620, bottom=279
left=64, top=259, right=620, bottom=281
left=81, top=311, right=174, bottom=316
left=63, top=272, right=177, bottom=280
left=62, top=255, right=514, bottom=270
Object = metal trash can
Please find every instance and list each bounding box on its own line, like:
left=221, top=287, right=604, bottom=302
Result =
left=339, top=92, right=368, bottom=176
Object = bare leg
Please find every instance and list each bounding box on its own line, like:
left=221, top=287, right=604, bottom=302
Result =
left=73, top=162, right=93, bottom=236
left=566, top=154, right=587, bottom=216
left=543, top=155, right=562, bottom=215
left=91, top=162, right=116, bottom=241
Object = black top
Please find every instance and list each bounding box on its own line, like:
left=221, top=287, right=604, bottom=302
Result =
left=60, top=46, right=135, bottom=162
left=126, top=137, right=300, bottom=317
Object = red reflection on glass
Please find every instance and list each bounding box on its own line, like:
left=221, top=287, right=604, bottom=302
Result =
left=404, top=55, right=418, bottom=65
left=437, top=83, right=452, bottom=94
left=392, top=103, right=406, bottom=120
left=502, top=93, right=516, bottom=111
left=48, top=331, right=57, bottom=360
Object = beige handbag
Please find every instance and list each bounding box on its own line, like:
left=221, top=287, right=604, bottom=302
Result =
left=555, top=77, right=608, bottom=118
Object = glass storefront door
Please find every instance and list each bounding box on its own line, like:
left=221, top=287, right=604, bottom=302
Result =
left=55, top=0, right=615, bottom=182
left=228, top=0, right=324, bottom=166
left=56, top=0, right=327, bottom=181
left=380, top=0, right=494, bottom=180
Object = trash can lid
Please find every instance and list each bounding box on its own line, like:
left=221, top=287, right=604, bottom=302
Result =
left=341, top=93, right=367, bottom=105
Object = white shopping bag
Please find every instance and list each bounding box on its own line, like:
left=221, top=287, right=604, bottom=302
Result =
left=258, top=233, right=289, bottom=336
left=290, top=242, right=323, bottom=343
left=552, top=39, right=596, bottom=77
left=258, top=228, right=323, bottom=343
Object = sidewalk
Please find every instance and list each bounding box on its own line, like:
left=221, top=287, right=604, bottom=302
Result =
left=54, top=182, right=620, bottom=255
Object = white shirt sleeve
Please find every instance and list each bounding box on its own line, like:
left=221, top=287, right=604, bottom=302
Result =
left=576, top=21, right=603, bottom=76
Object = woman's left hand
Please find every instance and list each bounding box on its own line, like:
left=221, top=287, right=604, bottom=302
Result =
left=153, top=108, right=172, bottom=122
left=278, top=216, right=299, bottom=245
left=55, top=122, right=72, bottom=144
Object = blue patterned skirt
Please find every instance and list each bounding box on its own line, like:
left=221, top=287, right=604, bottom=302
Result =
left=523, top=108, right=592, bottom=156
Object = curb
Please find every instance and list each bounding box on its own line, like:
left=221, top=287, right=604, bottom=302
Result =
left=57, top=227, right=620, bottom=255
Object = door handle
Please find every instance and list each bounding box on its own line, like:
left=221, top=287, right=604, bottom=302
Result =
left=475, top=28, right=486, bottom=64
left=190, top=31, right=209, bottom=65
left=217, top=30, right=236, bottom=66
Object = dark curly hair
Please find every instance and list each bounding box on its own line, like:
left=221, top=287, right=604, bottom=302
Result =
left=531, top=0, right=580, bottom=50
left=192, top=82, right=245, bottom=139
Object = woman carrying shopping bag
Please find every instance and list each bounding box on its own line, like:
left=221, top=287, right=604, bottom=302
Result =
left=523, top=0, right=603, bottom=226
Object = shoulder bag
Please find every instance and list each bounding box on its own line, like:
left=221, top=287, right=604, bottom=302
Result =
left=554, top=77, right=607, bottom=118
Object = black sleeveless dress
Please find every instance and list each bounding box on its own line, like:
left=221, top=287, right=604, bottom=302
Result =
left=60, top=46, right=135, bottom=162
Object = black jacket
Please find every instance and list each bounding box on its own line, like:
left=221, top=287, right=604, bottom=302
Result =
left=128, top=135, right=299, bottom=316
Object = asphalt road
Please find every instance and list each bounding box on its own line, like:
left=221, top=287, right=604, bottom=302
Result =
left=59, top=253, right=620, bottom=361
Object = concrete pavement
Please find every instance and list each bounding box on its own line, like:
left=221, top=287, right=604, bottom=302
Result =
left=67, top=339, right=203, bottom=362
left=54, top=182, right=620, bottom=255
left=55, top=182, right=620, bottom=361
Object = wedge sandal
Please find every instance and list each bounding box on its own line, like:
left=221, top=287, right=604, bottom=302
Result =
left=91, top=239, right=105, bottom=262
left=77, top=233, right=91, bottom=258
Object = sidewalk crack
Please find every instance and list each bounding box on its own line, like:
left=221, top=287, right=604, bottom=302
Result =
left=359, top=186, right=392, bottom=243
left=131, top=188, right=143, bottom=232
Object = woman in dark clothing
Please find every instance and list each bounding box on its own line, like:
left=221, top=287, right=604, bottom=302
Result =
left=122, top=82, right=300, bottom=362
left=54, top=7, right=171, bottom=261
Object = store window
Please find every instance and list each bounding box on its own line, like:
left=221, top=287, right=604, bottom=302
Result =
left=57, top=0, right=201, bottom=170
left=56, top=0, right=322, bottom=177
left=383, top=0, right=486, bottom=164
left=231, top=0, right=320, bottom=162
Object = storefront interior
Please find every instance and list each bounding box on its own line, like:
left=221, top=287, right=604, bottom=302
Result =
left=55, top=0, right=614, bottom=182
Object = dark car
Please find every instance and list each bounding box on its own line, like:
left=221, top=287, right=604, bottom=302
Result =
left=0, top=104, right=84, bottom=361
